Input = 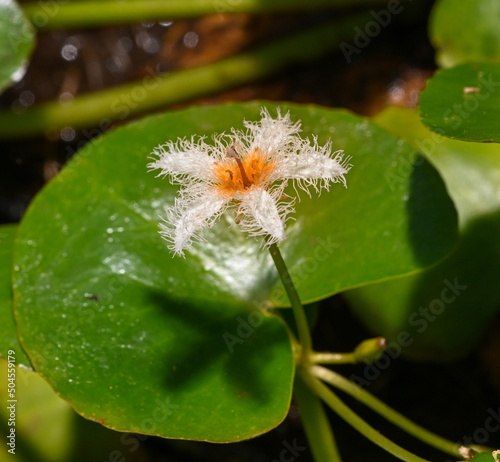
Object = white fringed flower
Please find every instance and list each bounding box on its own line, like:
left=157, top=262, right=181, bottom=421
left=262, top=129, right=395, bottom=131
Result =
left=148, top=108, right=352, bottom=256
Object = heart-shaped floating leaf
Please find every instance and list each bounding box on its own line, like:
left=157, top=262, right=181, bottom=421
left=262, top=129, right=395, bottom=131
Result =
left=0, top=0, right=35, bottom=93
left=0, top=224, right=31, bottom=367
left=346, top=107, right=500, bottom=360
left=419, top=62, right=500, bottom=143
left=430, top=0, right=500, bottom=68
left=13, top=102, right=457, bottom=441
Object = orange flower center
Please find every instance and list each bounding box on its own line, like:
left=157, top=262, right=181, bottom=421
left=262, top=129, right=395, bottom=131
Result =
left=212, top=148, right=275, bottom=196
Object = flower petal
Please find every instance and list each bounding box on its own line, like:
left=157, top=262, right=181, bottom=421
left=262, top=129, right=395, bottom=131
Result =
left=277, top=142, right=352, bottom=194
left=243, top=108, right=302, bottom=157
left=149, top=107, right=352, bottom=257
left=160, top=189, right=230, bottom=256
left=148, top=136, right=215, bottom=183
left=237, top=187, right=290, bottom=245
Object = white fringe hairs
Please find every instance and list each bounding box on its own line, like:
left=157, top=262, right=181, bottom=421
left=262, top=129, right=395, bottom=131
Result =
left=148, top=108, right=352, bottom=257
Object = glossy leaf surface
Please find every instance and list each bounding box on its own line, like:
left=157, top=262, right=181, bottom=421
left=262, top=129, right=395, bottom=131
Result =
left=419, top=62, right=500, bottom=143
left=346, top=107, right=500, bottom=360
left=0, top=359, right=147, bottom=461
left=0, top=0, right=34, bottom=93
left=13, top=102, right=457, bottom=440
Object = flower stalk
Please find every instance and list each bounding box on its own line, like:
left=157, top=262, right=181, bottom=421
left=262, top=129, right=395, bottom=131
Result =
left=269, top=243, right=312, bottom=359
left=311, top=364, right=491, bottom=457
left=293, top=372, right=341, bottom=462
left=299, top=368, right=432, bottom=462
left=268, top=245, right=472, bottom=461
left=144, top=102, right=462, bottom=462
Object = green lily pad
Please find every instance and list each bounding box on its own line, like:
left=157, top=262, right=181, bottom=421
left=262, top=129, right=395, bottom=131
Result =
left=13, top=102, right=457, bottom=441
left=0, top=0, right=35, bottom=93
left=0, top=224, right=31, bottom=367
left=275, top=107, right=458, bottom=305
left=430, top=0, right=500, bottom=68
left=419, top=62, right=500, bottom=142
left=346, top=107, right=500, bottom=360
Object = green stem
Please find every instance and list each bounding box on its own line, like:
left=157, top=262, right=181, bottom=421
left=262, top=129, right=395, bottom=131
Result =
left=268, top=243, right=312, bottom=358
left=312, top=337, right=388, bottom=364
left=0, top=12, right=372, bottom=140
left=300, top=368, right=432, bottom=462
left=293, top=372, right=341, bottom=462
left=21, top=0, right=389, bottom=30
left=311, top=365, right=491, bottom=456
left=311, top=352, right=357, bottom=364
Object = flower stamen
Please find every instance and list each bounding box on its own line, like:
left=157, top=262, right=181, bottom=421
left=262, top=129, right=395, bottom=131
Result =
left=226, top=145, right=252, bottom=189
left=234, top=157, right=252, bottom=189
left=148, top=107, right=351, bottom=257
